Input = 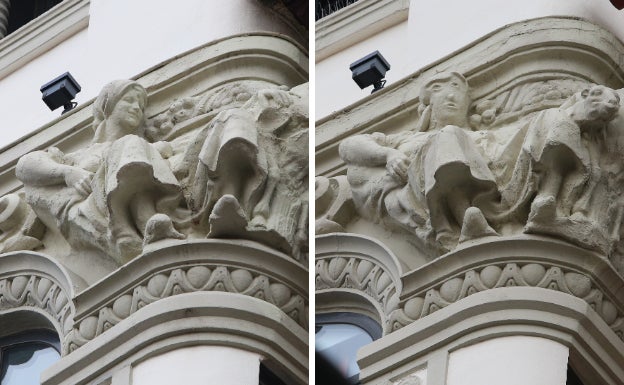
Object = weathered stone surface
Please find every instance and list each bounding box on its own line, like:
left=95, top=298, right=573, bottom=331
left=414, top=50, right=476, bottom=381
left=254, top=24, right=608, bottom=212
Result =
left=14, top=79, right=309, bottom=268
left=336, top=71, right=624, bottom=276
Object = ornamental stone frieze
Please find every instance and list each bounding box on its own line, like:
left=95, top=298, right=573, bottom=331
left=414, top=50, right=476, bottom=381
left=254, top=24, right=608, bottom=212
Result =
left=64, top=240, right=308, bottom=354
left=316, top=17, right=624, bottom=354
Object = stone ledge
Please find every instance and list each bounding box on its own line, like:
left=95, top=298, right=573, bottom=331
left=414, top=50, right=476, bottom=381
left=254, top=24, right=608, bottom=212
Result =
left=66, top=240, right=308, bottom=352
left=43, top=292, right=308, bottom=385
left=358, top=287, right=624, bottom=385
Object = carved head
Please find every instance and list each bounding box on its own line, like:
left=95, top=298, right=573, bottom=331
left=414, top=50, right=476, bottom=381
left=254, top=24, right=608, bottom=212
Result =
left=420, top=72, right=471, bottom=129
left=578, top=85, right=620, bottom=123
left=93, top=80, right=148, bottom=141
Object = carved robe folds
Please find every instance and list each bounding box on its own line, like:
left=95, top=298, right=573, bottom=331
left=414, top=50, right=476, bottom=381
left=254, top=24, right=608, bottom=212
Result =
left=336, top=74, right=624, bottom=276
left=13, top=80, right=309, bottom=267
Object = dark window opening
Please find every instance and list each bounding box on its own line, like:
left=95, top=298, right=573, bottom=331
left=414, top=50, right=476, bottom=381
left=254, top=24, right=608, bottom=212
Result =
left=6, top=0, right=63, bottom=36
left=0, top=330, right=61, bottom=385
left=259, top=363, right=289, bottom=385
left=316, top=0, right=360, bottom=21
left=567, top=366, right=586, bottom=385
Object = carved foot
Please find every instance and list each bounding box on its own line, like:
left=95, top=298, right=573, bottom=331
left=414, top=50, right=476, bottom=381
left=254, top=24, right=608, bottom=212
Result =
left=458, top=207, right=499, bottom=243
left=208, top=194, right=293, bottom=255
left=208, top=195, right=249, bottom=237
left=143, top=214, right=185, bottom=246
left=527, top=195, right=556, bottom=227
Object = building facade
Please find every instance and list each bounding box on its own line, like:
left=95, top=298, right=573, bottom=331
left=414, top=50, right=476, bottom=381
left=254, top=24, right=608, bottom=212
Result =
left=316, top=1, right=624, bottom=384
left=0, top=1, right=309, bottom=384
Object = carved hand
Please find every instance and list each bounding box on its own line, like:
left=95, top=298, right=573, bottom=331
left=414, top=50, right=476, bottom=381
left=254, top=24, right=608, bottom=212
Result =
left=386, top=150, right=410, bottom=183
left=64, top=167, right=94, bottom=197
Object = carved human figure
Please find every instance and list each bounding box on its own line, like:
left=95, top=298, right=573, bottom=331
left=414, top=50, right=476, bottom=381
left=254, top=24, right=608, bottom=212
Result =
left=179, top=84, right=309, bottom=257
left=340, top=72, right=498, bottom=252
left=506, top=85, right=621, bottom=252
left=16, top=80, right=184, bottom=264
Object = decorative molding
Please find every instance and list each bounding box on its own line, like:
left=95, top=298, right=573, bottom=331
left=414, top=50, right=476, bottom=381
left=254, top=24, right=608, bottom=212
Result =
left=316, top=233, right=402, bottom=326
left=386, top=237, right=624, bottom=341
left=0, top=0, right=90, bottom=81
left=43, top=292, right=308, bottom=385
left=66, top=240, right=308, bottom=352
left=358, top=288, right=624, bottom=385
left=315, top=0, right=409, bottom=61
left=0, top=252, right=77, bottom=341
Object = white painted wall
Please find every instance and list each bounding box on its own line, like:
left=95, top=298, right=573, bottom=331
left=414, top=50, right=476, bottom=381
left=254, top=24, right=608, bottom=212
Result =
left=316, top=0, right=624, bottom=118
left=132, top=346, right=262, bottom=385
left=316, top=21, right=408, bottom=119
left=0, top=29, right=89, bottom=148
left=446, top=336, right=569, bottom=385
left=0, top=0, right=302, bottom=149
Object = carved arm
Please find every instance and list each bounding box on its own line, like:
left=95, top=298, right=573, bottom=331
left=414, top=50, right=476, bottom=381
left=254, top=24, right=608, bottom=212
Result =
left=339, top=134, right=409, bottom=183
left=16, top=150, right=93, bottom=195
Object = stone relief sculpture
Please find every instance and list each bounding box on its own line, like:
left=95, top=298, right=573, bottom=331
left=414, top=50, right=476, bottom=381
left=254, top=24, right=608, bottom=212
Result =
left=339, top=72, right=499, bottom=253
left=10, top=79, right=308, bottom=267
left=505, top=85, right=622, bottom=254
left=335, top=71, right=624, bottom=276
left=17, top=80, right=185, bottom=264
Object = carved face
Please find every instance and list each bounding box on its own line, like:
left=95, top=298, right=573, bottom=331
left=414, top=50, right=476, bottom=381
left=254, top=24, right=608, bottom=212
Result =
left=427, top=77, right=470, bottom=128
left=581, top=85, right=620, bottom=122
left=168, top=97, right=195, bottom=124
left=109, top=88, right=146, bottom=133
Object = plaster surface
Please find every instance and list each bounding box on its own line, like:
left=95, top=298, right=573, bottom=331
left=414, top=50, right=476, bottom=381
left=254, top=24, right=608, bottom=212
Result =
left=132, top=346, right=261, bottom=385
left=446, top=336, right=568, bottom=385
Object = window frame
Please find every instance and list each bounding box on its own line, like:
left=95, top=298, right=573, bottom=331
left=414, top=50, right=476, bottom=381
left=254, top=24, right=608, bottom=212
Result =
left=0, top=329, right=61, bottom=383
left=0, top=0, right=90, bottom=81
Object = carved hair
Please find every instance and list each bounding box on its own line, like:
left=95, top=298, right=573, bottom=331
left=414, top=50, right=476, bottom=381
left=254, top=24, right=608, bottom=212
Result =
left=92, top=80, right=148, bottom=141
left=419, top=72, right=470, bottom=106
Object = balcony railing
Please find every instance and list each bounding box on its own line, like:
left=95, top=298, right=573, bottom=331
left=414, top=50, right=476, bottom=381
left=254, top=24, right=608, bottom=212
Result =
left=315, top=0, right=360, bottom=21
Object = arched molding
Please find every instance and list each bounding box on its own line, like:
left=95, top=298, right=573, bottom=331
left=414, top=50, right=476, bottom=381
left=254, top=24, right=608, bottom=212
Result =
left=66, top=240, right=308, bottom=352
left=0, top=251, right=77, bottom=341
left=388, top=236, right=624, bottom=341
left=316, top=233, right=403, bottom=328
left=42, top=292, right=308, bottom=385
left=359, top=287, right=624, bottom=385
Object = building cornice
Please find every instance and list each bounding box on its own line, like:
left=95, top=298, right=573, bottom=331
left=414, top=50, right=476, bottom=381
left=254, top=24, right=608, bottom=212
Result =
left=0, top=0, right=90, bottom=81
left=358, top=287, right=624, bottom=385
left=315, top=0, right=409, bottom=62
left=43, top=292, right=308, bottom=385
left=65, top=240, right=308, bottom=353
